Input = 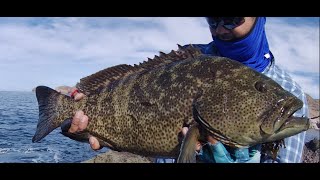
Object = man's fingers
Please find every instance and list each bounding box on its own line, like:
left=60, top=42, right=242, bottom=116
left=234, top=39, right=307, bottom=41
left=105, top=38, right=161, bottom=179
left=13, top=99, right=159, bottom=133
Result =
left=68, top=87, right=85, bottom=101
left=69, top=110, right=84, bottom=133
left=54, top=86, right=85, bottom=101
left=78, top=115, right=89, bottom=131
left=69, top=110, right=99, bottom=151
left=74, top=92, right=85, bottom=101
left=196, top=141, right=201, bottom=151
left=69, top=87, right=78, bottom=94
left=182, top=127, right=188, bottom=136
left=89, top=136, right=101, bottom=150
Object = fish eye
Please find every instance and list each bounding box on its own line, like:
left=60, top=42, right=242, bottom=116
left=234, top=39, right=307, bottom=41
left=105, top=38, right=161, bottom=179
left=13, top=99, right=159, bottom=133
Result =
left=255, top=81, right=267, bottom=93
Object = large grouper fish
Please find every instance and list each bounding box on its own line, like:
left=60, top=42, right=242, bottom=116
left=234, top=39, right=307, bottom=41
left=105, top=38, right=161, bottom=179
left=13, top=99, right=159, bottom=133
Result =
left=32, top=45, right=309, bottom=163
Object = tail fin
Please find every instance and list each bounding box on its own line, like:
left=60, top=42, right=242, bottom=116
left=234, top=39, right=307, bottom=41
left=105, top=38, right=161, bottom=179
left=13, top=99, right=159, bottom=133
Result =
left=32, top=86, right=72, bottom=142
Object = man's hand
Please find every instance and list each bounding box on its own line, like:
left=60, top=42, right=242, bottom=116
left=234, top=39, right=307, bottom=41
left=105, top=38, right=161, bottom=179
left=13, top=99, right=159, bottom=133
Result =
left=55, top=86, right=101, bottom=150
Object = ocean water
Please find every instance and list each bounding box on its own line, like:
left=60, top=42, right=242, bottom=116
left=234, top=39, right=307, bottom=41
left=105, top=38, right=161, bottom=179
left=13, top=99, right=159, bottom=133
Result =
left=0, top=91, right=108, bottom=163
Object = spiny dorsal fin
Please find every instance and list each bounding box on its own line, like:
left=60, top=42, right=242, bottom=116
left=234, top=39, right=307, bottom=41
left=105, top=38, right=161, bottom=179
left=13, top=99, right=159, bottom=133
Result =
left=76, top=45, right=203, bottom=95
left=76, top=64, right=137, bottom=95
left=178, top=44, right=203, bottom=59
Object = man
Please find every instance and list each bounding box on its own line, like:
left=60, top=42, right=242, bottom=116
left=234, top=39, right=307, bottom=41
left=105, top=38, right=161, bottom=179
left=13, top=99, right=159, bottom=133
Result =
left=60, top=17, right=308, bottom=163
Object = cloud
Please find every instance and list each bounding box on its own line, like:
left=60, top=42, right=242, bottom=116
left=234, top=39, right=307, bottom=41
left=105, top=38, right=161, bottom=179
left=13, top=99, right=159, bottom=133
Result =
left=291, top=74, right=319, bottom=100
left=0, top=17, right=318, bottom=99
left=266, top=17, right=319, bottom=98
left=266, top=18, right=319, bottom=74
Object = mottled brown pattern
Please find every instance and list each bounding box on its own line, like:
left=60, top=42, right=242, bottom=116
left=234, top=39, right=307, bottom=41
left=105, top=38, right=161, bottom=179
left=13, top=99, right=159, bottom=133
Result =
left=35, top=46, right=309, bottom=159
left=192, top=58, right=308, bottom=147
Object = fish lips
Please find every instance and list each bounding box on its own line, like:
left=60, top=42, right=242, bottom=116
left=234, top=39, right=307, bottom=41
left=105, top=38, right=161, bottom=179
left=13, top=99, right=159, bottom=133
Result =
left=277, top=116, right=309, bottom=133
left=261, top=97, right=309, bottom=135
left=274, top=97, right=309, bottom=133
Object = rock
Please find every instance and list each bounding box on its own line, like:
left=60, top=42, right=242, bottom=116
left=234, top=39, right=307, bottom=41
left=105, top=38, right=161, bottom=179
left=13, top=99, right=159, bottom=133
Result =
left=298, top=94, right=319, bottom=163
left=54, top=85, right=73, bottom=95
left=302, top=138, right=320, bottom=163
left=305, top=94, right=319, bottom=130
left=306, top=138, right=319, bottom=152
left=82, top=150, right=154, bottom=163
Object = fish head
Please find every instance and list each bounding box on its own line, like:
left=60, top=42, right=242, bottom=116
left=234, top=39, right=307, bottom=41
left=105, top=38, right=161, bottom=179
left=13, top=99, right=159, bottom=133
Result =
left=192, top=58, right=309, bottom=147
left=256, top=80, right=310, bottom=143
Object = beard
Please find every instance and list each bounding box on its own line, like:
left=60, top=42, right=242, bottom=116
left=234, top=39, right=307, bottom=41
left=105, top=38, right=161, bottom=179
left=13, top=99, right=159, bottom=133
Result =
left=216, top=33, right=234, bottom=41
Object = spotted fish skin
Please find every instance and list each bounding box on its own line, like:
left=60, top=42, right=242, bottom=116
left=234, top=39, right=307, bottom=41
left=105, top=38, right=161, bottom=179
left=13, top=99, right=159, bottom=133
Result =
left=32, top=45, right=309, bottom=160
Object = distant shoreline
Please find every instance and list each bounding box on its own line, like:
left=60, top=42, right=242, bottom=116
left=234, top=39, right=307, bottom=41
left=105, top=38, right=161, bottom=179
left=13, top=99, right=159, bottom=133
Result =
left=0, top=90, right=34, bottom=93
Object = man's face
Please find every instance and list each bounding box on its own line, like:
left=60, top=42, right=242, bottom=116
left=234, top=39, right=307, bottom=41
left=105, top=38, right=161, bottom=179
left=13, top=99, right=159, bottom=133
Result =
left=206, top=17, right=256, bottom=41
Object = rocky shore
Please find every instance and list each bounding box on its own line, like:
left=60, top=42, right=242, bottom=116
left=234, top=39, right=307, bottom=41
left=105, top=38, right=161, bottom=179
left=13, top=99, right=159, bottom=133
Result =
left=82, top=150, right=153, bottom=163
left=306, top=94, right=320, bottom=130
left=302, top=138, right=319, bottom=163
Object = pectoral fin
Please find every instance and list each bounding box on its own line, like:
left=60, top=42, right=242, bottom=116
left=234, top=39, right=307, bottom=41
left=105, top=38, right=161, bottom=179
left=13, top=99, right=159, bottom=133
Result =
left=177, top=123, right=200, bottom=163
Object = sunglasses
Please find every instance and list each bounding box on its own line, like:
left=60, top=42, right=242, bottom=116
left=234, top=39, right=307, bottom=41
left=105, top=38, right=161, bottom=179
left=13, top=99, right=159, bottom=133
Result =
left=205, top=17, right=245, bottom=30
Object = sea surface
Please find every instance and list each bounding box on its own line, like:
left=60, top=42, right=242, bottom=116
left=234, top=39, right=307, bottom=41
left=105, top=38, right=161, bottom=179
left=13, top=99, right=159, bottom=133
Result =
left=0, top=91, right=108, bottom=163
left=0, top=91, right=318, bottom=163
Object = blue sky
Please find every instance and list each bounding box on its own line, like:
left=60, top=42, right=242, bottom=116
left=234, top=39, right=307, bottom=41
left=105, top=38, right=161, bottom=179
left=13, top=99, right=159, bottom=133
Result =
left=0, top=17, right=319, bottom=99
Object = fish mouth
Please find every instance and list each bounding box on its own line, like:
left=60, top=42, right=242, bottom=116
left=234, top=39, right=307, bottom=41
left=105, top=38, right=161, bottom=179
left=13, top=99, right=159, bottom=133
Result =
left=264, top=101, right=309, bottom=142
left=273, top=97, right=306, bottom=132
left=261, top=96, right=309, bottom=135
left=192, top=104, right=245, bottom=147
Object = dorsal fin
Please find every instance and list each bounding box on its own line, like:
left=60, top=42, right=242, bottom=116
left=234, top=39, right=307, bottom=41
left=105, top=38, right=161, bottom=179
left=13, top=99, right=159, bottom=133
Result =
left=76, top=45, right=203, bottom=95
left=76, top=64, right=136, bottom=95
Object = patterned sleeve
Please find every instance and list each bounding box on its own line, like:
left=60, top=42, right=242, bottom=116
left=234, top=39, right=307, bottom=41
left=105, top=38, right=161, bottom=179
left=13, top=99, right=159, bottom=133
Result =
left=261, top=61, right=309, bottom=163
